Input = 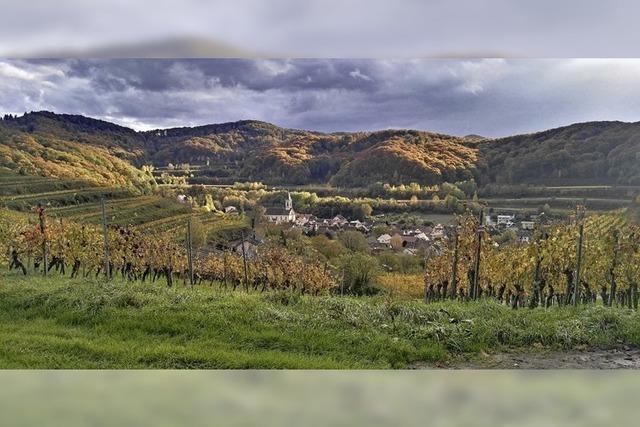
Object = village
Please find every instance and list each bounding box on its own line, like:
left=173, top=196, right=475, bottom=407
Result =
left=245, top=192, right=544, bottom=256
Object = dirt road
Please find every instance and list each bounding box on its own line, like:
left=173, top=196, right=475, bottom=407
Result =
left=417, top=349, right=640, bottom=369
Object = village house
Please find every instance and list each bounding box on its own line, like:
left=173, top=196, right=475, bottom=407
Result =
left=520, top=220, right=535, bottom=230
left=386, top=233, right=430, bottom=250
left=415, top=232, right=430, bottom=242
left=347, top=219, right=370, bottom=232
left=329, top=215, right=349, bottom=228
left=264, top=192, right=296, bottom=224
left=294, top=213, right=315, bottom=227
left=430, top=224, right=446, bottom=239
left=229, top=236, right=263, bottom=258
left=377, top=233, right=392, bottom=245
left=368, top=235, right=389, bottom=251
left=497, top=214, right=516, bottom=227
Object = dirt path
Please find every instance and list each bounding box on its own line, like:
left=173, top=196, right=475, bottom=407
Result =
left=417, top=349, right=640, bottom=369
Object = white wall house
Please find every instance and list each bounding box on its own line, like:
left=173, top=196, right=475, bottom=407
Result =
left=431, top=224, right=445, bottom=239
left=521, top=221, right=535, bottom=230
left=497, top=215, right=515, bottom=226
left=377, top=234, right=392, bottom=245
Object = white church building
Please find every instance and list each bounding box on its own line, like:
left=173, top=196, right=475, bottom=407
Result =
left=264, top=192, right=296, bottom=224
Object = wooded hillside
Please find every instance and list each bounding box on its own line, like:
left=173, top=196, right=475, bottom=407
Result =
left=2, top=111, right=640, bottom=188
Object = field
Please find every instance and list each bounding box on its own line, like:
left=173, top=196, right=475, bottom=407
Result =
left=2, top=270, right=640, bottom=368
left=0, top=171, right=248, bottom=239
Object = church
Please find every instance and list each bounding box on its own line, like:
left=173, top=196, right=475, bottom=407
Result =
left=264, top=192, right=296, bottom=224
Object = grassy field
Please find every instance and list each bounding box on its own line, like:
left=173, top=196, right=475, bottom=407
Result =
left=2, top=270, right=640, bottom=368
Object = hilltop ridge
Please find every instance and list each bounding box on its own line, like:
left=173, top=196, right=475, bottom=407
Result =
left=1, top=111, right=639, bottom=188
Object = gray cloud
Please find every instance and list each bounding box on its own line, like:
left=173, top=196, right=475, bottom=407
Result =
left=2, top=1, right=640, bottom=57
left=2, top=59, right=640, bottom=136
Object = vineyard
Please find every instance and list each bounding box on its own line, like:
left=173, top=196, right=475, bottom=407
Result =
left=0, top=206, right=334, bottom=295
left=424, top=210, right=640, bottom=308
left=2, top=199, right=639, bottom=310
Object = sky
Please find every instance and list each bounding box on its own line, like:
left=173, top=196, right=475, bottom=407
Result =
left=2, top=59, right=640, bottom=137
left=2, top=1, right=640, bottom=57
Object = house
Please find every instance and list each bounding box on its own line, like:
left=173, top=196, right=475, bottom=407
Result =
left=497, top=214, right=515, bottom=226
left=377, top=233, right=392, bottom=245
left=177, top=194, right=188, bottom=203
left=347, top=220, right=370, bottom=233
left=229, top=236, right=263, bottom=257
left=368, top=235, right=389, bottom=251
left=521, top=221, right=535, bottom=230
left=294, top=213, right=315, bottom=227
left=264, top=192, right=296, bottom=224
left=329, top=215, right=349, bottom=228
left=388, top=233, right=423, bottom=249
left=415, top=232, right=430, bottom=242
left=224, top=206, right=238, bottom=214
left=430, top=224, right=445, bottom=239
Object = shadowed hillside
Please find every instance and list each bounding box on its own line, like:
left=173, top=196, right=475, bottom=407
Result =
left=478, top=121, right=640, bottom=185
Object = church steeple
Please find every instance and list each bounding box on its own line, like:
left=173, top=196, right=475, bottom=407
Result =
left=285, top=191, right=293, bottom=211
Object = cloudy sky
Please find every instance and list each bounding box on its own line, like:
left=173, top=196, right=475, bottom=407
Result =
left=3, top=1, right=640, bottom=57
left=2, top=59, right=640, bottom=137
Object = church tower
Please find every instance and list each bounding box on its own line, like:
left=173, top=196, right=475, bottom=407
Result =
left=285, top=191, right=293, bottom=211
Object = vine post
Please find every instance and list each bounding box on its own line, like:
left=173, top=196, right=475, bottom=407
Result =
left=423, top=256, right=429, bottom=303
left=186, top=218, right=194, bottom=286
left=36, top=203, right=48, bottom=276
left=240, top=229, right=249, bottom=291
left=607, top=229, right=620, bottom=307
left=450, top=225, right=460, bottom=299
left=101, top=198, right=111, bottom=280
left=472, top=209, right=484, bottom=300
left=573, top=205, right=586, bottom=306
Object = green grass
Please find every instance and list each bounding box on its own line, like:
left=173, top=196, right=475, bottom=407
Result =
left=2, top=270, right=640, bottom=368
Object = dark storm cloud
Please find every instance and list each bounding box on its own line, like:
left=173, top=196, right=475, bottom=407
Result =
left=60, top=59, right=380, bottom=93
left=2, top=59, right=640, bottom=136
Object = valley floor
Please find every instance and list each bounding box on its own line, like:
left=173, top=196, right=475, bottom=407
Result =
left=1, top=270, right=640, bottom=369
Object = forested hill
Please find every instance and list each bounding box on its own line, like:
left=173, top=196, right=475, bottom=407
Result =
left=1, top=111, right=640, bottom=188
left=0, top=112, right=479, bottom=187
left=0, top=112, right=152, bottom=189
left=143, top=123, right=478, bottom=186
left=477, top=121, right=640, bottom=185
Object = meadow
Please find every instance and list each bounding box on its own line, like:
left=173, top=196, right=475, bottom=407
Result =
left=2, top=270, right=640, bottom=368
